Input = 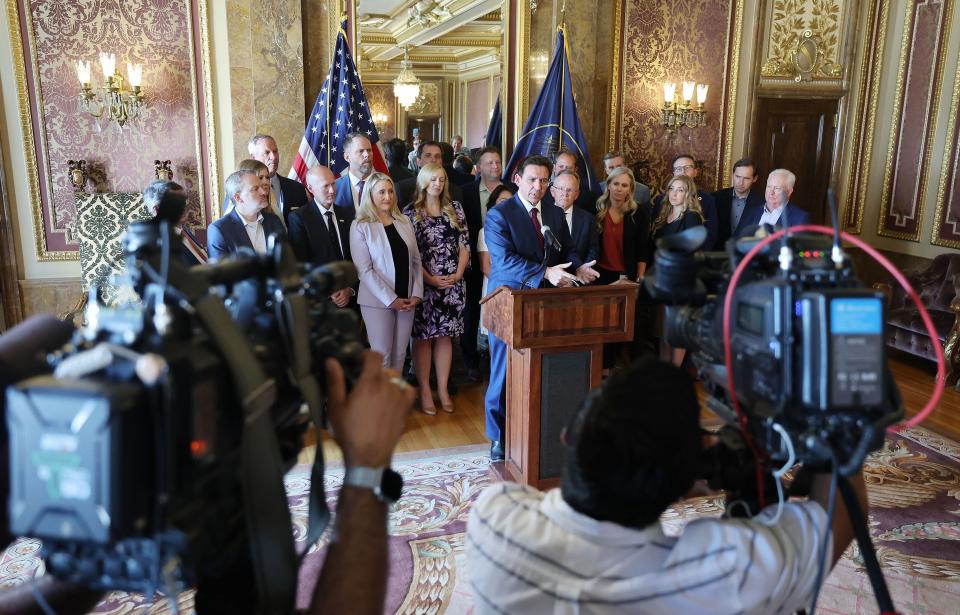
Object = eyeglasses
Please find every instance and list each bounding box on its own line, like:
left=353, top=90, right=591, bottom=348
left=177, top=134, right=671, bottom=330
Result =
left=673, top=164, right=695, bottom=174
left=553, top=187, right=576, bottom=195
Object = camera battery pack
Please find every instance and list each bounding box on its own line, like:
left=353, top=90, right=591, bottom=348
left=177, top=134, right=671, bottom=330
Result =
left=6, top=376, right=148, bottom=544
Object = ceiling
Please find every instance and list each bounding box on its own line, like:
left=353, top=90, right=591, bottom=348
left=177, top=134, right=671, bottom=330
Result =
left=357, top=0, right=503, bottom=77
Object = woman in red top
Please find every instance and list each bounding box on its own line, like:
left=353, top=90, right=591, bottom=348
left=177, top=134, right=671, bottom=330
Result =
left=595, top=167, right=650, bottom=285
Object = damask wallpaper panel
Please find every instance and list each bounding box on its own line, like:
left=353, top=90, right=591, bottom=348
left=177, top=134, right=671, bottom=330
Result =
left=365, top=84, right=397, bottom=142
left=615, top=0, right=736, bottom=193
left=10, top=0, right=215, bottom=259
left=878, top=0, right=954, bottom=241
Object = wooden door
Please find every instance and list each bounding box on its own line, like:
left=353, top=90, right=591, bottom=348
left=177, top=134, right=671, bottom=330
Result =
left=751, top=97, right=838, bottom=225
left=408, top=116, right=440, bottom=143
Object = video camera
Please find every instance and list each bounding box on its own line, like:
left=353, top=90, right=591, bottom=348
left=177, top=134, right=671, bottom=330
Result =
left=3, top=220, right=364, bottom=613
left=645, top=222, right=903, bottom=503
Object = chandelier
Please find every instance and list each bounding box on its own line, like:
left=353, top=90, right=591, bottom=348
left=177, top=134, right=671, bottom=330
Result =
left=393, top=49, right=421, bottom=109
left=76, top=53, right=145, bottom=131
left=660, top=80, right=708, bottom=132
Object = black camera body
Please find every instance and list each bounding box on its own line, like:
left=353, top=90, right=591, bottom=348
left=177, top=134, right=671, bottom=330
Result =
left=647, top=226, right=902, bottom=477
left=5, top=220, right=363, bottom=610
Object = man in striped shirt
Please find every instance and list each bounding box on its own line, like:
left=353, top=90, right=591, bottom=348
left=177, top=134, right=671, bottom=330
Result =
left=466, top=358, right=866, bottom=614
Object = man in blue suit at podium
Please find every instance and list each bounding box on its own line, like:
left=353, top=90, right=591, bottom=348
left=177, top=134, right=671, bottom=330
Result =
left=483, top=155, right=599, bottom=460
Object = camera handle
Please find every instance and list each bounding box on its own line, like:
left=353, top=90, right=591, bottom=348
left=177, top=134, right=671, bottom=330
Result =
left=836, top=475, right=898, bottom=615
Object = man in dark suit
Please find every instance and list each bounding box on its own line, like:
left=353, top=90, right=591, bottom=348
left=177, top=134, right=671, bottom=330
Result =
left=460, top=146, right=504, bottom=381
left=333, top=132, right=374, bottom=214
left=385, top=138, right=415, bottom=184
left=652, top=154, right=720, bottom=250
left=541, top=149, right=600, bottom=213
left=143, top=179, right=207, bottom=265
left=483, top=155, right=599, bottom=460
left=208, top=170, right=286, bottom=260
left=396, top=141, right=460, bottom=208
left=735, top=168, right=810, bottom=237
left=288, top=165, right=356, bottom=308
left=551, top=170, right=598, bottom=264
left=600, top=151, right=651, bottom=206
left=248, top=134, right=309, bottom=224
left=441, top=141, right=475, bottom=188
left=713, top=157, right=764, bottom=247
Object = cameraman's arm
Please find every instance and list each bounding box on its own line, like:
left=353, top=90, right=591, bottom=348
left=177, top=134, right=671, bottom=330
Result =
left=309, top=353, right=413, bottom=615
left=810, top=469, right=867, bottom=565
left=0, top=576, right=102, bottom=615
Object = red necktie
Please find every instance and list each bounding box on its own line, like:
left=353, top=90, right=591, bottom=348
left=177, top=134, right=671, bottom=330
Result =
left=530, top=207, right=544, bottom=251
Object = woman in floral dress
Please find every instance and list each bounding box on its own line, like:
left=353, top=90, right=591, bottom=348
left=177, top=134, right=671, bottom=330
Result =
left=403, top=164, right=469, bottom=415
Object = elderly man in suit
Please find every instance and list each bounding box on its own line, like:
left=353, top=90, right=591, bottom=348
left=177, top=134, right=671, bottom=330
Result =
left=541, top=149, right=599, bottom=213
left=483, top=155, right=599, bottom=460
left=287, top=165, right=356, bottom=308
left=713, top=158, right=764, bottom=246
left=208, top=170, right=286, bottom=260
left=600, top=151, right=651, bottom=207
left=334, top=132, right=374, bottom=214
left=247, top=134, right=309, bottom=224
left=735, top=168, right=810, bottom=237
left=551, top=170, right=598, bottom=264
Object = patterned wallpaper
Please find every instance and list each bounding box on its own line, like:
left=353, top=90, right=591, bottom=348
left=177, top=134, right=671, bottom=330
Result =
left=465, top=79, right=490, bottom=148
left=12, top=0, right=211, bottom=258
left=616, top=0, right=735, bottom=193
left=933, top=35, right=960, bottom=247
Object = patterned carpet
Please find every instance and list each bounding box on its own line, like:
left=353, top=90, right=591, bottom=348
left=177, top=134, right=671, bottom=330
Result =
left=1, top=429, right=959, bottom=613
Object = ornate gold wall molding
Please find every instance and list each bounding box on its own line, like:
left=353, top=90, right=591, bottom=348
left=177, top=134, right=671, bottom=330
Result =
left=720, top=0, right=746, bottom=182
left=932, top=61, right=960, bottom=248
left=877, top=0, right=954, bottom=241
left=760, top=0, right=843, bottom=82
left=843, top=0, right=889, bottom=234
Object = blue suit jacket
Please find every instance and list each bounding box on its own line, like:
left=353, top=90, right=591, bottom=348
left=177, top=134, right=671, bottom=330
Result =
left=566, top=206, right=599, bottom=264
left=734, top=202, right=811, bottom=238
left=207, top=209, right=287, bottom=261
left=333, top=175, right=357, bottom=217
left=484, top=195, right=583, bottom=291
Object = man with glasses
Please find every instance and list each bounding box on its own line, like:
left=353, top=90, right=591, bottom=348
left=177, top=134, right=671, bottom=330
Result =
left=541, top=150, right=600, bottom=213
left=735, top=168, right=809, bottom=238
left=653, top=154, right=719, bottom=250
left=550, top=170, right=598, bottom=264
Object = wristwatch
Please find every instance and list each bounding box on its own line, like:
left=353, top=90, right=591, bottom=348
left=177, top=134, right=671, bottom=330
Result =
left=343, top=466, right=403, bottom=503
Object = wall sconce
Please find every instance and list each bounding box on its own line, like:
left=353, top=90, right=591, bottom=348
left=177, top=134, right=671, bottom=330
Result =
left=661, top=79, right=708, bottom=132
left=76, top=53, right=146, bottom=131
left=373, top=112, right=389, bottom=126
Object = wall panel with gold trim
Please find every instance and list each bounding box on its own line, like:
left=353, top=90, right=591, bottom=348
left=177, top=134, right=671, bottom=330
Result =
left=609, top=0, right=740, bottom=192
left=877, top=0, right=954, bottom=241
left=6, top=0, right=218, bottom=259
left=933, top=65, right=960, bottom=248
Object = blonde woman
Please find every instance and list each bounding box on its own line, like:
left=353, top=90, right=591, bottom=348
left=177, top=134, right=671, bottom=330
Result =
left=650, top=174, right=704, bottom=366
left=402, top=164, right=469, bottom=415
left=350, top=172, right=423, bottom=371
left=594, top=167, right=650, bottom=285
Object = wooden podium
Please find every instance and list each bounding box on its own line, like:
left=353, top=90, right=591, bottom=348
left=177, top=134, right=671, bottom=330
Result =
left=481, top=283, right=638, bottom=489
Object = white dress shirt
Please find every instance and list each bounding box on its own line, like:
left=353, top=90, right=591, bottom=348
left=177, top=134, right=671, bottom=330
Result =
left=563, top=206, right=574, bottom=234
left=517, top=193, right=541, bottom=218
left=241, top=213, right=267, bottom=254
left=758, top=204, right=784, bottom=227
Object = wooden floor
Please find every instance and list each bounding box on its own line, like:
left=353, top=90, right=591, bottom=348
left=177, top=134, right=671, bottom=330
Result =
left=304, top=350, right=960, bottom=464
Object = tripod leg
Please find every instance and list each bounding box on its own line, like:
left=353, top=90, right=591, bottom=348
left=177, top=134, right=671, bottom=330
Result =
left=836, top=475, right=897, bottom=614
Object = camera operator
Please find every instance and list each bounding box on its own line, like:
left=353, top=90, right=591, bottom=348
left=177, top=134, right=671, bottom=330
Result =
left=0, top=316, right=104, bottom=614
left=466, top=358, right=867, bottom=614
left=307, top=351, right=414, bottom=614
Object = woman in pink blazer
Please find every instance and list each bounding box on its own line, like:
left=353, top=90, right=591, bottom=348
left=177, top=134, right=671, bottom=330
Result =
left=350, top=172, right=424, bottom=370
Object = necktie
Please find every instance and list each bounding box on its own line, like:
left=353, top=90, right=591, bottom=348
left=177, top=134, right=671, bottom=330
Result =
left=356, top=179, right=365, bottom=206
left=530, top=207, right=544, bottom=251
left=325, top=210, right=344, bottom=260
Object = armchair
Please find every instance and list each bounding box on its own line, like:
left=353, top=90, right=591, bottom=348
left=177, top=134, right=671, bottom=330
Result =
left=873, top=253, right=960, bottom=387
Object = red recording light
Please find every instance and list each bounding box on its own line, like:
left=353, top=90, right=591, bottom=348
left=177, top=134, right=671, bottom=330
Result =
left=190, top=440, right=208, bottom=456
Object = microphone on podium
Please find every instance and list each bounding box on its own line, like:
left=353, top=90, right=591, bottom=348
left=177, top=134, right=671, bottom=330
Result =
left=540, top=225, right=562, bottom=252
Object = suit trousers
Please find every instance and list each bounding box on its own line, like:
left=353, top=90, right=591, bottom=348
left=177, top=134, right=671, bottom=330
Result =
left=484, top=332, right=508, bottom=444
left=361, top=305, right=415, bottom=371
left=460, top=270, right=484, bottom=369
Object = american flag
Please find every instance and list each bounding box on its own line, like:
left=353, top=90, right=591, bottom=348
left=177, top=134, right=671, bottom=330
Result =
left=289, top=19, right=388, bottom=182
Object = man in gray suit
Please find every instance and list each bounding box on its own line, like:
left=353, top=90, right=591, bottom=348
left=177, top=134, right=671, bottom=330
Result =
left=599, top=151, right=651, bottom=207
left=208, top=171, right=286, bottom=260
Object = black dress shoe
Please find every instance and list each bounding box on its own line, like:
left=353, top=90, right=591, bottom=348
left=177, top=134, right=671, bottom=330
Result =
left=490, top=441, right=505, bottom=461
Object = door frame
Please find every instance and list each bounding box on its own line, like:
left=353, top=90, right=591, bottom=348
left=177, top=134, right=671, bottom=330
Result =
left=0, top=126, right=23, bottom=330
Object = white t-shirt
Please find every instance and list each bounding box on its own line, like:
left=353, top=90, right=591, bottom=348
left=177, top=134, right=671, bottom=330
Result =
left=467, top=482, right=830, bottom=615
left=477, top=228, right=489, bottom=335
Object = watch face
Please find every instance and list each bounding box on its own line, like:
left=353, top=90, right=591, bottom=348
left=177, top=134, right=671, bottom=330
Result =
left=382, top=468, right=404, bottom=502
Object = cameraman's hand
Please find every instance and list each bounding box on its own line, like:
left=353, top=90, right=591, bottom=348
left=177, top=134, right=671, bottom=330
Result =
left=325, top=352, right=414, bottom=467
left=329, top=288, right=352, bottom=308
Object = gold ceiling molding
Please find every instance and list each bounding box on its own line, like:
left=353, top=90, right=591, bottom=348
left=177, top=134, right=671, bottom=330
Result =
left=362, top=33, right=394, bottom=44
left=429, top=36, right=501, bottom=47
left=478, top=9, right=501, bottom=21
left=761, top=0, right=843, bottom=82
